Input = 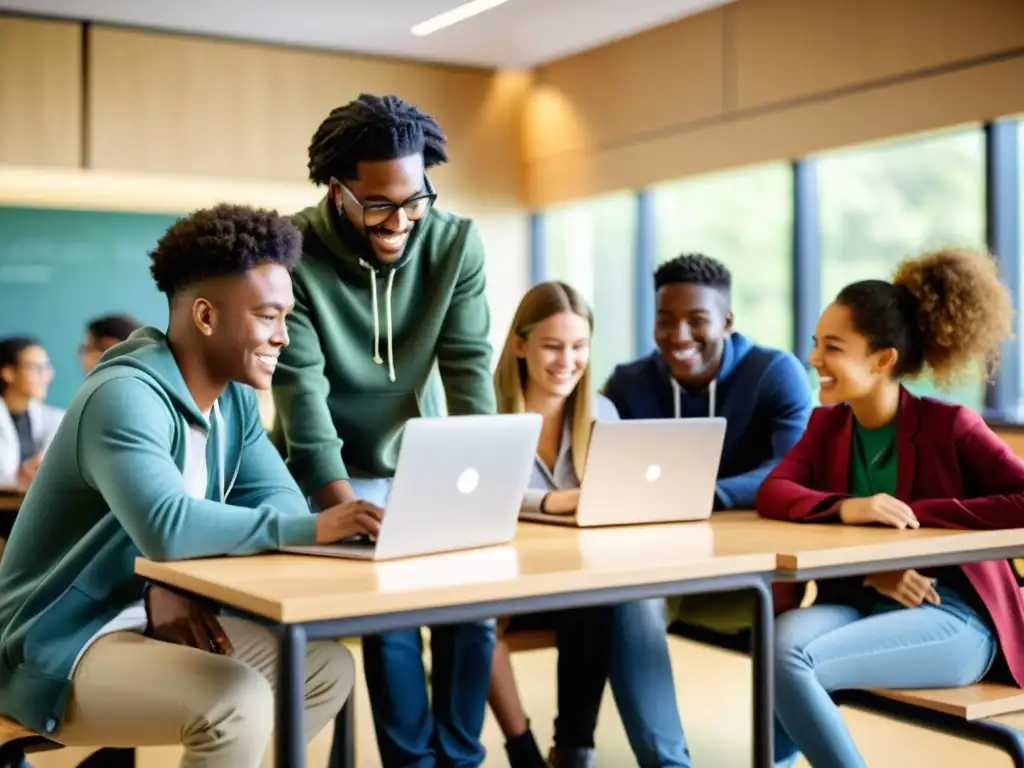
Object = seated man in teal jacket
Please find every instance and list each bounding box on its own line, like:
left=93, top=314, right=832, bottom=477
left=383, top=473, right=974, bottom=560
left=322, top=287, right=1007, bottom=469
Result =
left=0, top=204, right=382, bottom=767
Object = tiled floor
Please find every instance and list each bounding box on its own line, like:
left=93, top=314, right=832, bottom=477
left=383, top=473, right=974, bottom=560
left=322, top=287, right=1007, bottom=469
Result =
left=32, top=637, right=1011, bottom=766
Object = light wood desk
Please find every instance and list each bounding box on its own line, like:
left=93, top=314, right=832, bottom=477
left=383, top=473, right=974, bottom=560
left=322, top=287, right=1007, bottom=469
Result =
left=708, top=510, right=1024, bottom=578
left=137, top=522, right=779, bottom=768
left=0, top=488, right=22, bottom=562
left=0, top=487, right=22, bottom=513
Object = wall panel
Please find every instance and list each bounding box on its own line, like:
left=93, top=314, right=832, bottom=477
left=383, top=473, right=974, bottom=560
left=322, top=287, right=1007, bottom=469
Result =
left=0, top=16, right=82, bottom=168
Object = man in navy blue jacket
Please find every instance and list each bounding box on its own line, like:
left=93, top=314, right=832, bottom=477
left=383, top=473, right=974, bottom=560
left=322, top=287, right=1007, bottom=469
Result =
left=587, top=254, right=812, bottom=768
left=604, top=252, right=812, bottom=508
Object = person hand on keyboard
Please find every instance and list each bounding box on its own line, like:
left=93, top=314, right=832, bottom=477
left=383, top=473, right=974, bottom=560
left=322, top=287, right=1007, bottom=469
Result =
left=315, top=499, right=384, bottom=543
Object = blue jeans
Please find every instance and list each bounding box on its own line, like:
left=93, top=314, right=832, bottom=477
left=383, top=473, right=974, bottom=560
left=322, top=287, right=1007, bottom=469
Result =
left=774, top=588, right=996, bottom=768
left=336, top=478, right=496, bottom=767
left=361, top=622, right=496, bottom=767
left=606, top=599, right=691, bottom=767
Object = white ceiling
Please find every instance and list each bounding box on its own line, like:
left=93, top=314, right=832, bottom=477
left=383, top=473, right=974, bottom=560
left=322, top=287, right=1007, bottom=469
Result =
left=0, top=0, right=735, bottom=68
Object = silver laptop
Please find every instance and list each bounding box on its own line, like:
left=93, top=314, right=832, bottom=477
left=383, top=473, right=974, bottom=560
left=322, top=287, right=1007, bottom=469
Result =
left=285, top=413, right=542, bottom=560
left=519, top=417, right=726, bottom=527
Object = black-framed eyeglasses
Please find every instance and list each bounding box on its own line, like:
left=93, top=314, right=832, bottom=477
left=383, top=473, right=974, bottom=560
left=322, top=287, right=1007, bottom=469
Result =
left=335, top=176, right=437, bottom=229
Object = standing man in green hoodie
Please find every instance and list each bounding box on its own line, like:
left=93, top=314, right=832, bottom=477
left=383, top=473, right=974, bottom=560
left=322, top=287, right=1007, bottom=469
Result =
left=271, top=94, right=498, bottom=768
left=0, top=204, right=384, bottom=767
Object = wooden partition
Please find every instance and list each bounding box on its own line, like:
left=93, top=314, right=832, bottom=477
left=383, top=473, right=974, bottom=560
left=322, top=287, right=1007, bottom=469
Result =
left=522, top=0, right=1024, bottom=206
left=86, top=26, right=528, bottom=207
left=0, top=16, right=82, bottom=168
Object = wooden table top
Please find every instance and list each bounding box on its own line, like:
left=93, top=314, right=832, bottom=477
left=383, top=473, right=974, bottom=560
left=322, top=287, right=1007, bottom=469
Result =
left=136, top=520, right=776, bottom=623
left=706, top=511, right=1024, bottom=572
left=136, top=511, right=1024, bottom=624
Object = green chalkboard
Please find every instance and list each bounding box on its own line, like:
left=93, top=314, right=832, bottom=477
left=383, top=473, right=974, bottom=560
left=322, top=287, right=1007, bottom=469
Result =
left=0, top=205, right=181, bottom=407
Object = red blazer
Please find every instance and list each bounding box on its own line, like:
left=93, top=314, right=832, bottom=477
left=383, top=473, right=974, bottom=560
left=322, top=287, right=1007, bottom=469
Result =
left=757, top=387, right=1024, bottom=688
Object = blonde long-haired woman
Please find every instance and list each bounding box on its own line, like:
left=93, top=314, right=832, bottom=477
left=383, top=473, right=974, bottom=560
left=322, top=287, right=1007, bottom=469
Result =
left=487, top=282, right=618, bottom=768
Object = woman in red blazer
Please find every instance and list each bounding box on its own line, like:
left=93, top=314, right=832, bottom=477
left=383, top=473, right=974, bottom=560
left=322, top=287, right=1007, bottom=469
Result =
left=757, top=247, right=1022, bottom=768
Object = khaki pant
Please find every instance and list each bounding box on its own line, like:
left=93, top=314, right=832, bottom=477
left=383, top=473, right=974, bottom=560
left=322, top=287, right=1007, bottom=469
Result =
left=668, top=582, right=815, bottom=634
left=57, top=616, right=354, bottom=767
left=667, top=591, right=759, bottom=634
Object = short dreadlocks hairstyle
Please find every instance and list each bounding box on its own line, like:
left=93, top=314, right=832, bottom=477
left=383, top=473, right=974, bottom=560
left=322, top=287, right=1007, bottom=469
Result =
left=654, top=253, right=731, bottom=293
left=307, top=93, right=448, bottom=185
left=149, top=204, right=302, bottom=299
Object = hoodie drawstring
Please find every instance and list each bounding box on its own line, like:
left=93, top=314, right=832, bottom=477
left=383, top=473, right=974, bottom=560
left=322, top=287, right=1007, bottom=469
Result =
left=212, top=401, right=225, bottom=502
left=671, top=377, right=716, bottom=418
left=361, top=260, right=396, bottom=383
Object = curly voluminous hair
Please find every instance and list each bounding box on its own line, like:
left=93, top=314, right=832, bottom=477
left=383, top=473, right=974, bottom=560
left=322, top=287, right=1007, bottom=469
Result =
left=149, top=204, right=302, bottom=298
left=835, top=247, right=1013, bottom=388
left=654, top=253, right=731, bottom=292
left=307, top=93, right=448, bottom=185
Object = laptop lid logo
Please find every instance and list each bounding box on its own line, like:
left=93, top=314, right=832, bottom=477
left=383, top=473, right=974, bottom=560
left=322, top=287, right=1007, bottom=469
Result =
left=645, top=464, right=662, bottom=482
left=457, top=468, right=480, bottom=494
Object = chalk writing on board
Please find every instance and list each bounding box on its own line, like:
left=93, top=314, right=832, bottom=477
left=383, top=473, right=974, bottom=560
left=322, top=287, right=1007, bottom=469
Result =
left=0, top=265, right=53, bottom=283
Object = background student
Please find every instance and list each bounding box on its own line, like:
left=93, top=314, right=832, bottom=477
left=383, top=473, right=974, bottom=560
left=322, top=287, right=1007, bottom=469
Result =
left=0, top=336, right=61, bottom=491
left=603, top=253, right=811, bottom=511
left=487, top=281, right=615, bottom=768
left=271, top=93, right=497, bottom=768
left=78, top=314, right=141, bottom=374
left=599, top=252, right=812, bottom=648
left=757, top=247, right=1024, bottom=768
left=0, top=204, right=379, bottom=767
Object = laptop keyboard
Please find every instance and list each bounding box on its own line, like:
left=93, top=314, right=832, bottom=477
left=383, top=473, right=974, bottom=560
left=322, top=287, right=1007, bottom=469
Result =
left=342, top=534, right=376, bottom=546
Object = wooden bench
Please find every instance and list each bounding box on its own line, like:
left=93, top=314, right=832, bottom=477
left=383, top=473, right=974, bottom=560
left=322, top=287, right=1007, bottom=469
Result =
left=833, top=686, right=1024, bottom=766
left=504, top=628, right=557, bottom=653
left=871, top=682, right=1024, bottom=721
left=0, top=715, right=58, bottom=767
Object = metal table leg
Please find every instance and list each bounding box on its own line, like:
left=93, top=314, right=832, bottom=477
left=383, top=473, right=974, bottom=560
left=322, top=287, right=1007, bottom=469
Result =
left=750, top=578, right=775, bottom=768
left=277, top=625, right=308, bottom=768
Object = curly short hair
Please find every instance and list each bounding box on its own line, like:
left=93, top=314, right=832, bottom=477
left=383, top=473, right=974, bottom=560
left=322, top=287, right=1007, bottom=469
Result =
left=654, top=253, right=731, bottom=292
left=307, top=93, right=448, bottom=185
left=149, top=204, right=302, bottom=298
left=835, top=247, right=1013, bottom=387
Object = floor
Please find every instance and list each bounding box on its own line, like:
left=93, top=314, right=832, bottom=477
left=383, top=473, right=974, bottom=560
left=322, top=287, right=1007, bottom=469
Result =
left=30, top=637, right=1011, bottom=767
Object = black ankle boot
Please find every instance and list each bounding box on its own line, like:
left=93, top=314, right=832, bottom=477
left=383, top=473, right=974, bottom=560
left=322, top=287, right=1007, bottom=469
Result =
left=547, top=746, right=597, bottom=768
left=505, top=725, right=547, bottom=768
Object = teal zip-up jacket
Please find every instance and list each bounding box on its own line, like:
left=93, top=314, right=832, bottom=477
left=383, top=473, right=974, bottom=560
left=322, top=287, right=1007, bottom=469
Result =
left=0, top=328, right=318, bottom=736
left=272, top=197, right=496, bottom=494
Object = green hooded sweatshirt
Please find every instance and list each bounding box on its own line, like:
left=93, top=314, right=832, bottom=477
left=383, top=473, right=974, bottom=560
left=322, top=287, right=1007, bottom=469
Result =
left=272, top=197, right=496, bottom=494
left=0, top=328, right=318, bottom=736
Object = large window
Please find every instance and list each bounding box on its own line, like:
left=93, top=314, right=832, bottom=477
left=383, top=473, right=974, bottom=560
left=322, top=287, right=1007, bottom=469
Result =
left=1019, top=120, right=1024, bottom=417
left=818, top=127, right=987, bottom=409
left=544, top=193, right=637, bottom=385
left=652, top=163, right=794, bottom=354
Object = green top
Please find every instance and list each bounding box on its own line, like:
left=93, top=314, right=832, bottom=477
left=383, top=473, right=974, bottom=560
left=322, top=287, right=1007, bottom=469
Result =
left=0, top=328, right=318, bottom=736
left=849, top=416, right=898, bottom=497
left=271, top=197, right=496, bottom=494
left=844, top=411, right=978, bottom=609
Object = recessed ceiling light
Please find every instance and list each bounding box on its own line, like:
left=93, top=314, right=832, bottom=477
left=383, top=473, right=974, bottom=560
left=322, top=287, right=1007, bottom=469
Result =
left=411, top=0, right=513, bottom=37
